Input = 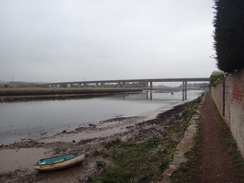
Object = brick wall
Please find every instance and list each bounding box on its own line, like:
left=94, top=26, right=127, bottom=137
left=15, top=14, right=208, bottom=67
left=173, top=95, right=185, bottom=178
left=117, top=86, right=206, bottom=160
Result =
left=211, top=68, right=244, bottom=158
left=211, top=83, right=224, bottom=119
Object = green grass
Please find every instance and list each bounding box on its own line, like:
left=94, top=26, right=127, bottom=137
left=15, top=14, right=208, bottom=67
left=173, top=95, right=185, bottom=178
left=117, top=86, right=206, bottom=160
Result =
left=96, top=161, right=106, bottom=169
left=91, top=96, right=203, bottom=183
left=169, top=95, right=203, bottom=183
left=224, top=130, right=244, bottom=173
left=93, top=138, right=173, bottom=183
left=214, top=106, right=244, bottom=173
left=170, top=120, right=202, bottom=183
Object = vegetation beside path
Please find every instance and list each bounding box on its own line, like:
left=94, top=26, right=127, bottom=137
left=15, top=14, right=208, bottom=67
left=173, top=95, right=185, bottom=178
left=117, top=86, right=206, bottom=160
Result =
left=171, top=93, right=244, bottom=183
left=89, top=97, right=202, bottom=183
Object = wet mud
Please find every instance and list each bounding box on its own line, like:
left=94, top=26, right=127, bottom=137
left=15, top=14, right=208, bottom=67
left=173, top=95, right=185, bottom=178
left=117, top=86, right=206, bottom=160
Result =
left=0, top=104, right=187, bottom=183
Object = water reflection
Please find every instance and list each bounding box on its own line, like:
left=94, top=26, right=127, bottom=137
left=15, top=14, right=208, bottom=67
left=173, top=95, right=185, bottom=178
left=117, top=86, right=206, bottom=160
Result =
left=0, top=90, right=204, bottom=145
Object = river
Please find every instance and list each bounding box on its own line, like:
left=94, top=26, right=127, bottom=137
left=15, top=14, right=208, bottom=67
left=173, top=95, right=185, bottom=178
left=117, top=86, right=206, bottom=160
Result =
left=0, top=90, right=204, bottom=145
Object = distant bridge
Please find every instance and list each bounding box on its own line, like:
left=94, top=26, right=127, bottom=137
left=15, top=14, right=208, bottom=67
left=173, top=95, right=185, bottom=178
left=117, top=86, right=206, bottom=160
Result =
left=45, top=77, right=210, bottom=101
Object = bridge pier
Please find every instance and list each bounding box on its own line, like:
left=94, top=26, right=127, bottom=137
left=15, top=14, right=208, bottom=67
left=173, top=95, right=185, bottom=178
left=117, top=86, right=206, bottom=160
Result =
left=96, top=83, right=104, bottom=88
left=185, top=81, right=187, bottom=100
left=182, top=81, right=187, bottom=101
left=117, top=82, right=126, bottom=88
left=123, top=82, right=126, bottom=88
left=146, top=82, right=148, bottom=89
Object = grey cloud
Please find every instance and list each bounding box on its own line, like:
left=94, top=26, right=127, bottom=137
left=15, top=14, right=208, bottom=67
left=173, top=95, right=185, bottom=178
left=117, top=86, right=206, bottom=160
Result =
left=0, top=0, right=215, bottom=82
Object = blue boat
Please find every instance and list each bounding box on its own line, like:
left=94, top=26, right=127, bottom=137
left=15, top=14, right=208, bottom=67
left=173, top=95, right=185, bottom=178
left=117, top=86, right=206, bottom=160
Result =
left=34, top=152, right=85, bottom=171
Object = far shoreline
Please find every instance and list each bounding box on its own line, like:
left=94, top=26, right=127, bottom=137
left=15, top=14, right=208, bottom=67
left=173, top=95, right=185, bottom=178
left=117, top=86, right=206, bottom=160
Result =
left=0, top=88, right=143, bottom=102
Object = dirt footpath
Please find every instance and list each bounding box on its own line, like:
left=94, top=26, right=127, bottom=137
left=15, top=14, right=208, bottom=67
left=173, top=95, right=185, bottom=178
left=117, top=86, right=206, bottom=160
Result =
left=187, top=93, right=244, bottom=183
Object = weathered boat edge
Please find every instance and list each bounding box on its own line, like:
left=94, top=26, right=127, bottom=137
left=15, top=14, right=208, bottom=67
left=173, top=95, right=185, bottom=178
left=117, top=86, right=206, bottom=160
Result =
left=33, top=153, right=85, bottom=171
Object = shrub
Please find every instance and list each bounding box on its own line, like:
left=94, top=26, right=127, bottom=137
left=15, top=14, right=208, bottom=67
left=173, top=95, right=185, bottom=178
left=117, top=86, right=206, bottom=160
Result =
left=213, top=0, right=244, bottom=73
left=210, top=71, right=224, bottom=86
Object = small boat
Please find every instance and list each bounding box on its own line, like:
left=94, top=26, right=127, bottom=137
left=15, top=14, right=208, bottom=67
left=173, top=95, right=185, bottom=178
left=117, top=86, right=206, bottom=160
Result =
left=33, top=152, right=85, bottom=171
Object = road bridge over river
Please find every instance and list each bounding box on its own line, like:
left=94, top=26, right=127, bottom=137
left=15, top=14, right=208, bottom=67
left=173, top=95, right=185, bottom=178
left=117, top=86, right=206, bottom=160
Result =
left=46, top=78, right=210, bottom=101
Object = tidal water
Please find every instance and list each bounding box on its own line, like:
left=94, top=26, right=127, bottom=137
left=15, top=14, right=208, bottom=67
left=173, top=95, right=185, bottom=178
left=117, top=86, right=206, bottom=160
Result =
left=0, top=90, right=204, bottom=145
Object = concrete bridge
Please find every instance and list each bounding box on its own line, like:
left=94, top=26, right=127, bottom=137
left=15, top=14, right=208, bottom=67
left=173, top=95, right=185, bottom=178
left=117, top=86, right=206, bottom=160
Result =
left=46, top=77, right=210, bottom=101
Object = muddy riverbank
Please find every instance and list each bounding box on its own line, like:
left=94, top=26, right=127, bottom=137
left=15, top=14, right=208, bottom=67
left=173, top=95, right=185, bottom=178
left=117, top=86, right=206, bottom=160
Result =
left=0, top=101, right=192, bottom=183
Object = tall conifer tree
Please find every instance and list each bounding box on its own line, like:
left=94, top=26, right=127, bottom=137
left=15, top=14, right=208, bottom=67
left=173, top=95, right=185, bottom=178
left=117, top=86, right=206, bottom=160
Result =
left=213, top=0, right=244, bottom=73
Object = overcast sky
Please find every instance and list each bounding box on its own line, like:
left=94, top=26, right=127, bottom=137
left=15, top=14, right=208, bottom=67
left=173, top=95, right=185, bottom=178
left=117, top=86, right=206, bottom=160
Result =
left=0, top=0, right=216, bottom=83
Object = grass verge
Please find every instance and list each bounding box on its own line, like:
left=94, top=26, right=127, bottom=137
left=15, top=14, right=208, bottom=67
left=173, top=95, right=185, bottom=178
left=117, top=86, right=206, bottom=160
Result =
left=215, top=109, right=244, bottom=174
left=170, top=120, right=202, bottom=183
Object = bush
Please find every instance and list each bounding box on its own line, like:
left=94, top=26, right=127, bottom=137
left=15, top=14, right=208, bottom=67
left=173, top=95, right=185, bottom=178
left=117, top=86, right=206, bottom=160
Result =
left=210, top=71, right=224, bottom=86
left=213, top=0, right=244, bottom=73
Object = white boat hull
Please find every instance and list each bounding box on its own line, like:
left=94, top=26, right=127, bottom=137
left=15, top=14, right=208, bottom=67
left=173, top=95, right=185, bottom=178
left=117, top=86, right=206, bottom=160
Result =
left=34, top=153, right=85, bottom=171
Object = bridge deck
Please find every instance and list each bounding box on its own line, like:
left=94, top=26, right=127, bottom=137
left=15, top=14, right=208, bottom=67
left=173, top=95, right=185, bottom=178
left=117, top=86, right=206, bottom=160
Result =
left=45, top=78, right=209, bottom=101
left=47, top=78, right=210, bottom=85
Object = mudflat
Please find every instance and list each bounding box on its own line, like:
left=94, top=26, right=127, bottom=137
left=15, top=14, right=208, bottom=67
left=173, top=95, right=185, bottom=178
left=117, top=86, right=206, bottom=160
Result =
left=0, top=102, right=188, bottom=183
